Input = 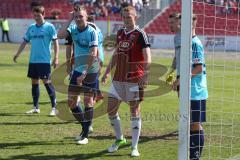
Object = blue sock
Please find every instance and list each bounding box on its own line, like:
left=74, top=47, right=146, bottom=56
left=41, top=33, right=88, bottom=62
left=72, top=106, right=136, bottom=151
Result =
left=32, top=84, right=40, bottom=108
left=71, top=106, right=85, bottom=124
left=44, top=83, right=56, bottom=108
left=82, top=107, right=94, bottom=138
left=93, top=79, right=99, bottom=99
left=190, top=130, right=204, bottom=160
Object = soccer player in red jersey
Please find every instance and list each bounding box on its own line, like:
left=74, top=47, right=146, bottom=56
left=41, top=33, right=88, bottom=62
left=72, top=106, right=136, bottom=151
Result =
left=102, top=6, right=151, bottom=157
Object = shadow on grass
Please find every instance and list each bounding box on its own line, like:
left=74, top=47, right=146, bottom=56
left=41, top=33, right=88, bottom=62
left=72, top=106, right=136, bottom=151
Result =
left=1, top=152, right=117, bottom=160
left=25, top=102, right=51, bottom=105
left=89, top=131, right=178, bottom=141
left=0, top=121, right=71, bottom=126
left=6, top=102, right=51, bottom=105
left=1, top=131, right=178, bottom=160
left=0, top=63, right=27, bottom=67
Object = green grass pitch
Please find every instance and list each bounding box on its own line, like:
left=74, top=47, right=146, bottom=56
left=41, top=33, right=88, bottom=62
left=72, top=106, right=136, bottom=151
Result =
left=0, top=43, right=239, bottom=160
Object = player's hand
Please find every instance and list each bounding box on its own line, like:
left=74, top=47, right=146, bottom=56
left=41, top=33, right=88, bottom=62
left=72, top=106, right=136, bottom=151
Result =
left=165, top=69, right=175, bottom=85
left=77, top=74, right=86, bottom=86
left=172, top=79, right=180, bottom=91
left=52, top=58, right=59, bottom=69
left=139, top=75, right=148, bottom=88
left=13, top=54, right=19, bottom=63
left=101, top=73, right=109, bottom=85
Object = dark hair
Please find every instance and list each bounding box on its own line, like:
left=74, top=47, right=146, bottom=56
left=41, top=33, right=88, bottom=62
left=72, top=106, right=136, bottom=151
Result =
left=192, top=14, right=197, bottom=21
left=30, top=1, right=43, bottom=10
left=169, top=13, right=197, bottom=21
left=168, top=12, right=181, bottom=19
left=32, top=5, right=45, bottom=14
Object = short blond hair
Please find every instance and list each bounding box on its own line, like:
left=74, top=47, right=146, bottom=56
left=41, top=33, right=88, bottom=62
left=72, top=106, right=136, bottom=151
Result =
left=121, top=6, right=137, bottom=16
left=73, top=5, right=86, bottom=12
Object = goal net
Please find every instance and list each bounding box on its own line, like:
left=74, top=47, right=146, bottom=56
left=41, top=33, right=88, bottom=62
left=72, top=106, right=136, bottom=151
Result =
left=180, top=0, right=240, bottom=159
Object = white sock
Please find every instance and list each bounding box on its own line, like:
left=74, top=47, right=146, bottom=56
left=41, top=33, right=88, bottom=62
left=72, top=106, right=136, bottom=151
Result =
left=131, top=116, right=141, bottom=149
left=109, top=114, right=123, bottom=140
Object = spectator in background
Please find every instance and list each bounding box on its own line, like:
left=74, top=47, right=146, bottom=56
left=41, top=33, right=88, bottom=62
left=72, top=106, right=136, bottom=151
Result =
left=94, top=0, right=108, bottom=17
left=221, top=0, right=236, bottom=14
left=111, top=2, right=121, bottom=14
left=50, top=9, right=61, bottom=19
left=105, top=0, right=113, bottom=12
left=215, top=0, right=224, bottom=5
left=204, top=0, right=215, bottom=4
left=132, top=0, right=143, bottom=12
left=143, top=0, right=150, bottom=8
left=68, top=0, right=81, bottom=5
left=1, top=17, right=11, bottom=42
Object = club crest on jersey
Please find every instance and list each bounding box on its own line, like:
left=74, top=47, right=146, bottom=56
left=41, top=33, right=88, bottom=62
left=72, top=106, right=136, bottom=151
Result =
left=119, top=40, right=132, bottom=51
left=193, top=58, right=201, bottom=64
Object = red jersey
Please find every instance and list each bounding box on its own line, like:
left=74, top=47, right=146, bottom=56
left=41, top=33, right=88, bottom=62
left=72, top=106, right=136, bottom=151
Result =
left=113, top=27, right=150, bottom=83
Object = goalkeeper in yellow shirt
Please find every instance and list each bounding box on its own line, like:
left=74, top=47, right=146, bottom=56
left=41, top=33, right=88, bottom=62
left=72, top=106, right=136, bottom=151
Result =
left=166, top=13, right=181, bottom=90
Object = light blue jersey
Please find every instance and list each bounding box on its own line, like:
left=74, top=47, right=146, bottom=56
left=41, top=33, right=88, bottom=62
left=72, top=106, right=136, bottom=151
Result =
left=24, top=21, right=57, bottom=64
left=191, top=35, right=208, bottom=100
left=88, top=22, right=104, bottom=63
left=96, top=26, right=104, bottom=62
left=67, top=24, right=99, bottom=73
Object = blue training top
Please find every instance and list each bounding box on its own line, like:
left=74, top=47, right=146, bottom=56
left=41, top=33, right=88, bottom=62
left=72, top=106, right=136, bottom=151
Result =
left=67, top=24, right=99, bottom=73
left=24, top=21, right=57, bottom=64
left=191, top=35, right=208, bottom=100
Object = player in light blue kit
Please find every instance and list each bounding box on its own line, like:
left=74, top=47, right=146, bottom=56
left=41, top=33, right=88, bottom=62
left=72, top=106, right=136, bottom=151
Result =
left=189, top=15, right=208, bottom=160
left=13, top=5, right=59, bottom=116
left=87, top=15, right=105, bottom=104
left=171, top=14, right=208, bottom=160
left=58, top=6, right=99, bottom=145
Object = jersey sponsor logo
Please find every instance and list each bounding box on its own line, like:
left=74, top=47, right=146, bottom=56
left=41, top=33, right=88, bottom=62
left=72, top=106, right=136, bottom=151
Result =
left=31, top=35, right=44, bottom=39
left=76, top=39, right=88, bottom=47
left=119, top=40, right=132, bottom=51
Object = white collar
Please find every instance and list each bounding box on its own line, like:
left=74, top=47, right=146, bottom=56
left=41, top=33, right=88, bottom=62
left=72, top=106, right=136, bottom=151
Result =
left=124, top=26, right=139, bottom=34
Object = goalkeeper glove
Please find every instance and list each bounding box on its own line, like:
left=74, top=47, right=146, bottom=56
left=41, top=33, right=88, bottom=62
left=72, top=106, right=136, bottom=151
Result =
left=165, top=69, right=176, bottom=85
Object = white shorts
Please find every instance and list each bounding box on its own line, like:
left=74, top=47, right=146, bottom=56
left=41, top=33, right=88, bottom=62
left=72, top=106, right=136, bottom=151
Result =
left=108, top=81, right=144, bottom=102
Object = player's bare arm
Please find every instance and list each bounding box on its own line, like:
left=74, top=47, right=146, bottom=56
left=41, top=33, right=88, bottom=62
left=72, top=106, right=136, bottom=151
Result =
left=66, top=45, right=73, bottom=74
left=101, top=49, right=118, bottom=84
left=52, top=39, right=59, bottom=68
left=13, top=40, right=28, bottom=63
left=191, top=64, right=203, bottom=77
left=139, top=47, right=151, bottom=87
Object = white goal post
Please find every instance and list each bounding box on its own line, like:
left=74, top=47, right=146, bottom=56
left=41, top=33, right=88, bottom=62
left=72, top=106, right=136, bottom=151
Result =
left=178, top=0, right=193, bottom=160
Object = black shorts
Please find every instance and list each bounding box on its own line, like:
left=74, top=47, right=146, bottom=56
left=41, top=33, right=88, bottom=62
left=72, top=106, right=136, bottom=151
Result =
left=190, top=100, right=206, bottom=123
left=68, top=71, right=98, bottom=94
left=27, top=63, right=51, bottom=79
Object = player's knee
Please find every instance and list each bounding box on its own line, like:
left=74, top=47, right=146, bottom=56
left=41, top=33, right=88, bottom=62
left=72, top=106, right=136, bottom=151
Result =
left=107, top=106, right=118, bottom=116
left=190, top=123, right=202, bottom=131
left=83, top=95, right=94, bottom=106
left=68, top=98, right=77, bottom=109
left=42, top=79, right=51, bottom=84
left=130, top=108, right=140, bottom=117
left=130, top=105, right=140, bottom=117
left=31, top=79, right=39, bottom=84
